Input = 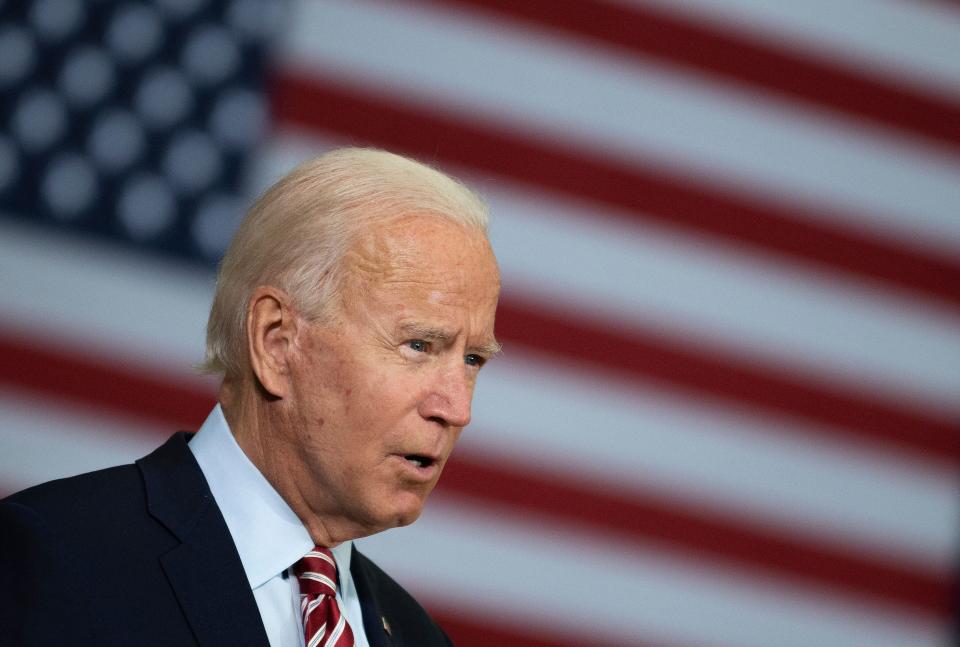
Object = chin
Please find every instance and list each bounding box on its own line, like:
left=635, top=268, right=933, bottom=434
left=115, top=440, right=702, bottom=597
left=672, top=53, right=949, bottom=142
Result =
left=385, top=497, right=427, bottom=529
left=393, top=506, right=425, bottom=528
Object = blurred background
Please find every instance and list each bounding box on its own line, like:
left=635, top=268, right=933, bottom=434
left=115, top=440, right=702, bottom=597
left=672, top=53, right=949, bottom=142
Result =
left=1, top=0, right=958, bottom=645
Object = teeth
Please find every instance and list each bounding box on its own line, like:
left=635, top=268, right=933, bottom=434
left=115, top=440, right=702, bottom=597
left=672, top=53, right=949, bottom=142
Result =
left=406, top=457, right=424, bottom=468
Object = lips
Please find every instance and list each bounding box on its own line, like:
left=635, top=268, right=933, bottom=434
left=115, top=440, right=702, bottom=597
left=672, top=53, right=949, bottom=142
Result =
left=403, top=454, right=435, bottom=469
left=393, top=452, right=442, bottom=482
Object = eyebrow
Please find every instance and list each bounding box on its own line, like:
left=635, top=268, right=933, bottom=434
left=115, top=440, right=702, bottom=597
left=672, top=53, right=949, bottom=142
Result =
left=474, top=339, right=503, bottom=357
left=399, top=323, right=502, bottom=357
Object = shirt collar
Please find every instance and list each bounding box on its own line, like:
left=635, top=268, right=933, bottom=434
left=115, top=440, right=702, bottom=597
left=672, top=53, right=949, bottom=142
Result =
left=188, top=404, right=353, bottom=589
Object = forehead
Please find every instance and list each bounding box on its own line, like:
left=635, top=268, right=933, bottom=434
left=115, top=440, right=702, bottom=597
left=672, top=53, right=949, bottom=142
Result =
left=345, top=215, right=500, bottom=298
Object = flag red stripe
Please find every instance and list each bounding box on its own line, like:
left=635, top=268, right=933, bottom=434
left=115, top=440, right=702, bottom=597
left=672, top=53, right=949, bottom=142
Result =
left=496, top=300, right=960, bottom=468
left=271, top=72, right=960, bottom=312
left=439, top=455, right=951, bottom=618
left=0, top=334, right=214, bottom=434
left=0, top=332, right=950, bottom=617
left=426, top=0, right=960, bottom=152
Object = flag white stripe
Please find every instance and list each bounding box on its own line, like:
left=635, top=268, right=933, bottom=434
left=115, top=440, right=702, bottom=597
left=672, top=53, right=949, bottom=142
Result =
left=614, top=0, right=960, bottom=98
left=281, top=0, right=960, bottom=253
left=0, top=387, right=165, bottom=493
left=0, top=218, right=215, bottom=375
left=484, top=185, right=960, bottom=414
left=471, top=351, right=960, bottom=570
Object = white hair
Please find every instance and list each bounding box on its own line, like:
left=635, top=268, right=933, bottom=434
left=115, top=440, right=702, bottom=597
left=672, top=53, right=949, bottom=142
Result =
left=199, top=147, right=489, bottom=377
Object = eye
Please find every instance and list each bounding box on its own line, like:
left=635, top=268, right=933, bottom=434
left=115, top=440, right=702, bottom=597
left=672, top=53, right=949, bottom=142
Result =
left=407, top=340, right=429, bottom=353
left=464, top=353, right=486, bottom=368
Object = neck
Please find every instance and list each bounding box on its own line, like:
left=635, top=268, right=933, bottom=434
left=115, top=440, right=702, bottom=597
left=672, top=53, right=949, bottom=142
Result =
left=218, top=378, right=372, bottom=547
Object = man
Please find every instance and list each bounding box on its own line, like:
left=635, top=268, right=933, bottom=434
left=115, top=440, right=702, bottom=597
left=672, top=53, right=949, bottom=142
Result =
left=0, top=148, right=501, bottom=646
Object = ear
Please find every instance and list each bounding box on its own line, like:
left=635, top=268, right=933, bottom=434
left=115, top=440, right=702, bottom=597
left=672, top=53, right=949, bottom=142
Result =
left=246, top=286, right=298, bottom=398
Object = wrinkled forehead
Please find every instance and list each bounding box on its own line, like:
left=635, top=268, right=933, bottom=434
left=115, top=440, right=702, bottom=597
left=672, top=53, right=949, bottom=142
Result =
left=344, top=214, right=499, bottom=291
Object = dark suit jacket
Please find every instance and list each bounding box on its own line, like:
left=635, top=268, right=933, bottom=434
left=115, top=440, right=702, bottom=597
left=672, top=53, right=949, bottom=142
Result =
left=0, top=433, right=453, bottom=646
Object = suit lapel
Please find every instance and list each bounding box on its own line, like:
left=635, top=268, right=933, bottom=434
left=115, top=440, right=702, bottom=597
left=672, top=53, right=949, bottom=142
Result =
left=160, top=533, right=268, bottom=647
left=352, top=547, right=395, bottom=647
left=138, top=433, right=270, bottom=647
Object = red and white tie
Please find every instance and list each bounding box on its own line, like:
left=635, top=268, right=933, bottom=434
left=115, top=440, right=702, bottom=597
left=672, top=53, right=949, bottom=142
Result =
left=293, top=547, right=355, bottom=647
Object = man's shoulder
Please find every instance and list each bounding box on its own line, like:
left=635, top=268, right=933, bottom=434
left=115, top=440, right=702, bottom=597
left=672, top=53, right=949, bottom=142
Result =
left=352, top=548, right=454, bottom=646
left=1, top=461, right=157, bottom=561
left=0, top=432, right=198, bottom=549
left=4, top=463, right=140, bottom=510
left=0, top=433, right=219, bottom=647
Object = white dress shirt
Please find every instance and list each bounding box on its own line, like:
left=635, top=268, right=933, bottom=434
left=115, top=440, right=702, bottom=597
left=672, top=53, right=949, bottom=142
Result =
left=189, top=405, right=370, bottom=647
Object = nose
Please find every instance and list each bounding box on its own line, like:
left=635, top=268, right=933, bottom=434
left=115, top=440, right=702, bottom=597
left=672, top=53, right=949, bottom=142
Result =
left=419, top=363, right=473, bottom=428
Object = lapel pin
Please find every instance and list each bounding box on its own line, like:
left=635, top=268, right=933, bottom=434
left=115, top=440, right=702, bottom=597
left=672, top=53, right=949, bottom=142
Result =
left=381, top=616, right=392, bottom=637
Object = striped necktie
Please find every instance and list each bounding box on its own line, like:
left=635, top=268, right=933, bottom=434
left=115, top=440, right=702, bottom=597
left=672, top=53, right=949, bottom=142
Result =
left=293, top=547, right=355, bottom=647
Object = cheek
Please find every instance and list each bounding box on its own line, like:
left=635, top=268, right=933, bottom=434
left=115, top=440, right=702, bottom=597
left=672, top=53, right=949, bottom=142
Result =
left=357, top=367, right=403, bottom=404
left=310, top=356, right=363, bottom=416
left=339, top=373, right=396, bottom=431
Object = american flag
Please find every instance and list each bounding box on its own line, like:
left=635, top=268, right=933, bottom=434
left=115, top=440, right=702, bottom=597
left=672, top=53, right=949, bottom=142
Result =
left=1, top=1, right=958, bottom=645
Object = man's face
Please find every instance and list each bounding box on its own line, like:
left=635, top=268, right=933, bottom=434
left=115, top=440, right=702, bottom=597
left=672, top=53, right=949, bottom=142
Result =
left=282, top=214, right=500, bottom=538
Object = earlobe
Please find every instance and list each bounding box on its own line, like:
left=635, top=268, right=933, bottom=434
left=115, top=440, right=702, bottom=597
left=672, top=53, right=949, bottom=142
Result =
left=246, top=286, right=296, bottom=398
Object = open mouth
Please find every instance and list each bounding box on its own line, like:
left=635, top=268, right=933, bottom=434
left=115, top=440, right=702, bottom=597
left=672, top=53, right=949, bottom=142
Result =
left=404, top=454, right=435, bottom=469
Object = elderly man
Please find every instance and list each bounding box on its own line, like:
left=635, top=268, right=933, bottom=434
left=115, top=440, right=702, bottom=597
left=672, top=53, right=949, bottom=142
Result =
left=0, top=148, right=501, bottom=646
